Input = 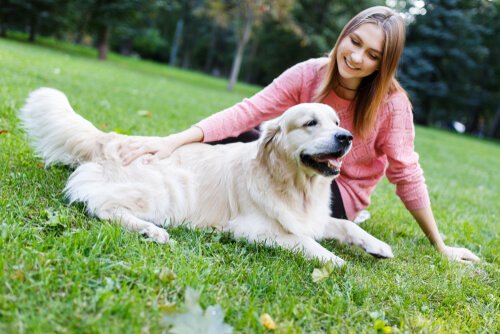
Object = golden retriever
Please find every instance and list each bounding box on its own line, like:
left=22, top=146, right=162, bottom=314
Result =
left=20, top=88, right=393, bottom=266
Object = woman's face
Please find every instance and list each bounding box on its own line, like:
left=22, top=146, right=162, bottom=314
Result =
left=336, top=23, right=384, bottom=86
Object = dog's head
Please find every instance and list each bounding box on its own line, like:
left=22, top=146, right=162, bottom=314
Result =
left=259, top=103, right=352, bottom=177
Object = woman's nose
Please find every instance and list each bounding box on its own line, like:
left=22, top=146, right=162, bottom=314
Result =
left=351, top=52, right=362, bottom=64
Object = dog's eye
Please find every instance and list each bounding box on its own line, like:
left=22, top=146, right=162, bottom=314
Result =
left=303, top=119, right=318, bottom=127
left=335, top=121, right=340, bottom=126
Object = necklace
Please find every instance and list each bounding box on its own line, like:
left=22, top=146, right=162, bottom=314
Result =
left=337, top=80, right=358, bottom=92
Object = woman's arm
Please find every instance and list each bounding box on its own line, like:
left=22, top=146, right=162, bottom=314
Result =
left=120, top=59, right=323, bottom=164
left=195, top=59, right=317, bottom=142
left=382, top=94, right=479, bottom=262
left=121, top=126, right=203, bottom=165
left=409, top=206, right=480, bottom=262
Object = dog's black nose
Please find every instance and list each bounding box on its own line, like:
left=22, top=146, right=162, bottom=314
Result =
left=335, top=131, right=353, bottom=144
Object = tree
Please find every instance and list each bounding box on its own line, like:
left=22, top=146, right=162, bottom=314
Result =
left=0, top=0, right=65, bottom=41
left=399, top=0, right=497, bottom=133
left=237, top=0, right=384, bottom=85
left=66, top=0, right=143, bottom=60
left=203, top=0, right=300, bottom=91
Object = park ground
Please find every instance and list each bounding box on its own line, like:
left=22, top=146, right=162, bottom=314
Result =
left=0, top=38, right=498, bottom=333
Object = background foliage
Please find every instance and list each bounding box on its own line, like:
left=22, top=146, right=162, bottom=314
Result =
left=0, top=0, right=498, bottom=137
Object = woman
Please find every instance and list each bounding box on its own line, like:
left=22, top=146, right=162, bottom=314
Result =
left=121, top=6, right=479, bottom=263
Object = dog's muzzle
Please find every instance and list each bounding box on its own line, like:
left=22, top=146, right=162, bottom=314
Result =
left=300, top=130, right=353, bottom=177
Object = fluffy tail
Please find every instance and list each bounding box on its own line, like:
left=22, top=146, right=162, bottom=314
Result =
left=19, top=88, right=106, bottom=167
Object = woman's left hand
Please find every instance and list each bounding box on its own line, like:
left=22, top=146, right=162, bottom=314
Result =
left=439, top=245, right=480, bottom=263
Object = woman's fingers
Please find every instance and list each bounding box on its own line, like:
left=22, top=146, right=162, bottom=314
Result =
left=459, top=248, right=480, bottom=262
left=118, top=137, right=175, bottom=165
left=444, top=246, right=480, bottom=263
left=122, top=150, right=142, bottom=166
left=122, top=146, right=153, bottom=165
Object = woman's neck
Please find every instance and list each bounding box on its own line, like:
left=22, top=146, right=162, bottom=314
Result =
left=334, top=77, right=360, bottom=100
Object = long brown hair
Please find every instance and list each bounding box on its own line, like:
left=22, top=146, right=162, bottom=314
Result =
left=314, top=6, right=407, bottom=138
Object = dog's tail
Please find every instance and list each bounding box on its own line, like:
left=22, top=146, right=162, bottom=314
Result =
left=19, top=88, right=106, bottom=167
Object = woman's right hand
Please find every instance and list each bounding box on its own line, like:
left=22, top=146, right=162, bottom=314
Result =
left=120, top=126, right=204, bottom=166
left=120, top=135, right=180, bottom=165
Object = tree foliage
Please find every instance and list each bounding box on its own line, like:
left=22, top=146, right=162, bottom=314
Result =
left=399, top=0, right=498, bottom=136
left=0, top=0, right=497, bottom=136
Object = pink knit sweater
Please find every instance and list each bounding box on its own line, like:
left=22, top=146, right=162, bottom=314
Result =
left=196, top=58, right=430, bottom=220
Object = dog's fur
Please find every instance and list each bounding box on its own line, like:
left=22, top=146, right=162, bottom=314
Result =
left=19, top=88, right=393, bottom=265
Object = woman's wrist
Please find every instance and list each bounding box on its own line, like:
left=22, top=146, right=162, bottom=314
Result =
left=167, top=126, right=204, bottom=146
left=409, top=206, right=446, bottom=250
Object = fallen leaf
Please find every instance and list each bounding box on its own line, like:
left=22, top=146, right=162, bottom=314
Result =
left=157, top=267, right=177, bottom=283
left=162, top=287, right=233, bottom=334
left=383, top=325, right=393, bottom=333
left=159, top=302, right=177, bottom=314
left=0, top=129, right=8, bottom=135
left=11, top=270, right=25, bottom=282
left=260, top=313, right=276, bottom=330
left=374, top=319, right=386, bottom=330
left=137, top=110, right=153, bottom=118
left=311, top=261, right=335, bottom=283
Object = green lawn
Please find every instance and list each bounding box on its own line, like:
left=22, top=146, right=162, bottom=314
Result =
left=0, top=37, right=498, bottom=334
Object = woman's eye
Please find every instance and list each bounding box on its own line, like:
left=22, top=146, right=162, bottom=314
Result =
left=304, top=119, right=318, bottom=127
left=351, top=38, right=360, bottom=46
left=369, top=53, right=379, bottom=60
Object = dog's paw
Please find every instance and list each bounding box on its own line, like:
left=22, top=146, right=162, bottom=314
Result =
left=364, top=239, right=394, bottom=259
left=143, top=226, right=170, bottom=244
left=320, top=254, right=346, bottom=267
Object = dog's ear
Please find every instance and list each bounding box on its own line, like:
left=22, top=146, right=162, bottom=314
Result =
left=259, top=118, right=281, bottom=149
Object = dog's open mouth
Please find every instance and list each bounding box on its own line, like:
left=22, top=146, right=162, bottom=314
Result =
left=300, top=152, right=345, bottom=177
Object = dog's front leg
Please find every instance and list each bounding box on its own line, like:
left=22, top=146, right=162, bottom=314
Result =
left=323, top=218, right=394, bottom=259
left=271, top=234, right=345, bottom=266
left=229, top=215, right=344, bottom=265
left=241, top=232, right=345, bottom=266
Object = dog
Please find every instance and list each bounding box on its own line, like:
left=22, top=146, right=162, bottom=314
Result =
left=19, top=88, right=393, bottom=266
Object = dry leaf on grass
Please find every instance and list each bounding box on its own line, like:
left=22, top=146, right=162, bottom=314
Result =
left=260, top=313, right=276, bottom=330
left=162, top=288, right=233, bottom=334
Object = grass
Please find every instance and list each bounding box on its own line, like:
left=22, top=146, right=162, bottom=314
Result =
left=1, top=37, right=499, bottom=333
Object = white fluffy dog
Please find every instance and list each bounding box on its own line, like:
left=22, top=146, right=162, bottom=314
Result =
left=20, top=88, right=393, bottom=265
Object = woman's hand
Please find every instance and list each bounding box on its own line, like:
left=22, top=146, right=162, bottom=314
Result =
left=439, top=245, right=480, bottom=263
left=120, top=135, right=180, bottom=165
left=409, top=207, right=481, bottom=264
left=119, top=126, right=204, bottom=166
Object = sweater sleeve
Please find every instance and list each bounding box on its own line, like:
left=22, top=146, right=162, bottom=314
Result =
left=382, top=94, right=431, bottom=211
left=195, top=61, right=309, bottom=142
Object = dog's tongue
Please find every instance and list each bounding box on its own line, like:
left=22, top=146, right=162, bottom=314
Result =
left=318, top=156, right=343, bottom=168
left=327, top=158, right=343, bottom=169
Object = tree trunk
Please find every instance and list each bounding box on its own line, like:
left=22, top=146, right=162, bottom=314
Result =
left=97, top=25, right=110, bottom=60
left=245, top=37, right=260, bottom=83
left=29, top=14, right=37, bottom=42
left=227, top=14, right=253, bottom=92
left=488, top=107, right=500, bottom=139
left=204, top=23, right=218, bottom=73
left=169, top=17, right=184, bottom=67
